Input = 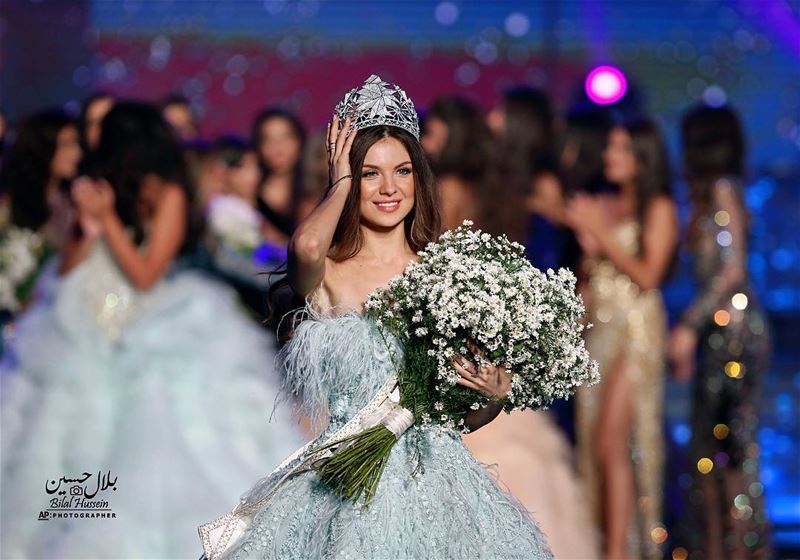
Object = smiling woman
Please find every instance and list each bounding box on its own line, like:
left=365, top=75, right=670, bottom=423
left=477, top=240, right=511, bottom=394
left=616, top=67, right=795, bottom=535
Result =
left=359, top=139, right=414, bottom=218
left=198, top=75, right=553, bottom=560
left=324, top=122, right=438, bottom=265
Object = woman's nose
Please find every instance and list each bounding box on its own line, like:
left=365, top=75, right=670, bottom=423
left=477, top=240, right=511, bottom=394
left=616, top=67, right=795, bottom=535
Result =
left=379, top=177, right=398, bottom=195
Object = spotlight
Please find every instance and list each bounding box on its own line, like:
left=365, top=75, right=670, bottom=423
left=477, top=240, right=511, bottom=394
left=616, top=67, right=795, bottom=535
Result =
left=585, top=66, right=627, bottom=105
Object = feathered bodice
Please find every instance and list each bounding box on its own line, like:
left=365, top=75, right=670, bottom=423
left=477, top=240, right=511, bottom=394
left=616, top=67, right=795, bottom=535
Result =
left=279, top=310, right=403, bottom=432
left=214, top=308, right=553, bottom=560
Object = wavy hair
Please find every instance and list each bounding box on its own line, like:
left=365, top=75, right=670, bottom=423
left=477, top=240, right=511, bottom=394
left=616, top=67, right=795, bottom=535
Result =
left=0, top=109, right=75, bottom=230
left=267, top=125, right=441, bottom=335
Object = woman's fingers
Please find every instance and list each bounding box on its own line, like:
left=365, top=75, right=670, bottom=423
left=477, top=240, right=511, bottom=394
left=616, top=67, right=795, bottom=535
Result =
left=327, top=115, right=338, bottom=146
left=334, top=117, right=351, bottom=160
left=455, top=376, right=483, bottom=393
left=342, top=126, right=357, bottom=156
left=454, top=358, right=483, bottom=382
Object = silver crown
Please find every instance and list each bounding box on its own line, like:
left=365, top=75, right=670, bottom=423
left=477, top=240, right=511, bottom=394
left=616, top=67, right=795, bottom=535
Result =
left=334, top=74, right=420, bottom=140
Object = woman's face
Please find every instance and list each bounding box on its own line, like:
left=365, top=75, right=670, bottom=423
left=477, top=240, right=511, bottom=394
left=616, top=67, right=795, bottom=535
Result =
left=163, top=103, right=197, bottom=141
left=604, top=127, right=637, bottom=185
left=487, top=105, right=506, bottom=136
left=85, top=96, right=113, bottom=150
left=421, top=116, right=448, bottom=159
left=51, top=125, right=82, bottom=181
left=228, top=151, right=261, bottom=202
left=258, top=117, right=301, bottom=174
left=358, top=137, right=415, bottom=230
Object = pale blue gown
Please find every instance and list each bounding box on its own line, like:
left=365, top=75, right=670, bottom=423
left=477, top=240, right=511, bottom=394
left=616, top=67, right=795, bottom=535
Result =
left=0, top=241, right=303, bottom=559
left=204, top=308, right=554, bottom=559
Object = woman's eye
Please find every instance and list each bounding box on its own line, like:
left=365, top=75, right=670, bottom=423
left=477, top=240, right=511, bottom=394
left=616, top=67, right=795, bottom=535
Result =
left=362, top=170, right=378, bottom=178
left=397, top=167, right=412, bottom=176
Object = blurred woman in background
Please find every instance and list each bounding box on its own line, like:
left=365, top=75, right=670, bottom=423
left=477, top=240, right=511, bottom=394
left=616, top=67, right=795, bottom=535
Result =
left=78, top=92, right=114, bottom=154
left=0, top=110, right=82, bottom=248
left=0, top=110, right=82, bottom=321
left=161, top=93, right=199, bottom=143
left=459, top=88, right=600, bottom=560
left=298, top=128, right=332, bottom=222
left=567, top=119, right=678, bottom=559
left=421, top=95, right=493, bottom=231
left=251, top=108, right=305, bottom=242
left=670, top=104, right=771, bottom=559
left=0, top=102, right=302, bottom=559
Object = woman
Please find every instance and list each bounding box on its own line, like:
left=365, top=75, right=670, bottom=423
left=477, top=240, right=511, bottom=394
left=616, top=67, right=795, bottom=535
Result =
left=0, top=109, right=82, bottom=250
left=0, top=110, right=82, bottom=320
left=458, top=88, right=599, bottom=560
left=0, top=102, right=302, bottom=559
left=567, top=119, right=678, bottom=559
left=421, top=95, right=492, bottom=231
left=78, top=92, right=114, bottom=154
left=670, top=104, right=771, bottom=559
left=198, top=75, right=552, bottom=559
left=251, top=108, right=305, bottom=242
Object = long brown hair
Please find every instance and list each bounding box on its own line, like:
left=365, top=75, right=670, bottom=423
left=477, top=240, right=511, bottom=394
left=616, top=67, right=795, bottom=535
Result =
left=328, top=125, right=440, bottom=261
left=267, top=124, right=440, bottom=333
left=681, top=104, right=748, bottom=246
left=621, top=118, right=673, bottom=230
left=485, top=87, right=556, bottom=243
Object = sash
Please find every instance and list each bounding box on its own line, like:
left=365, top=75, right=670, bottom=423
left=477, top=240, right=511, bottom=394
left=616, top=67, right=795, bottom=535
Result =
left=198, top=376, right=401, bottom=559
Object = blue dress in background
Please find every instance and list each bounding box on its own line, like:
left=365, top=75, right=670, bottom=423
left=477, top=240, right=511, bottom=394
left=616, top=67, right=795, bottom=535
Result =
left=201, top=309, right=553, bottom=560
left=0, top=241, right=303, bottom=559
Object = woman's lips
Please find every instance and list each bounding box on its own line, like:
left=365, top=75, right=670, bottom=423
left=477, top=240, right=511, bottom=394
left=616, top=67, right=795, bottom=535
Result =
left=374, top=200, right=401, bottom=213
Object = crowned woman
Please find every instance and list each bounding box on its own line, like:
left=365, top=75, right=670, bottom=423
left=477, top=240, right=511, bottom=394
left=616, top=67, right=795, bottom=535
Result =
left=198, top=75, right=554, bottom=559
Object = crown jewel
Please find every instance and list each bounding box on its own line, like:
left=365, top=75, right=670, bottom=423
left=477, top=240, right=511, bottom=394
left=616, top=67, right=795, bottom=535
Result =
left=334, top=74, right=420, bottom=140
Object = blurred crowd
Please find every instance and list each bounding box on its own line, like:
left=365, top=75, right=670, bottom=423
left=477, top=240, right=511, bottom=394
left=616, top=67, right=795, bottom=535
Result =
left=0, top=85, right=772, bottom=560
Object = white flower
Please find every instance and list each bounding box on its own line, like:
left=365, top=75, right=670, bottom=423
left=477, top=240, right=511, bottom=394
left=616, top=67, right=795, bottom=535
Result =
left=364, top=220, right=598, bottom=433
left=207, top=195, right=262, bottom=250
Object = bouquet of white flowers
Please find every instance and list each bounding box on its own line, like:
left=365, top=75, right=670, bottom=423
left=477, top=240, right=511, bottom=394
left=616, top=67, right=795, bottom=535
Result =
left=311, top=221, right=598, bottom=505
left=0, top=225, right=48, bottom=313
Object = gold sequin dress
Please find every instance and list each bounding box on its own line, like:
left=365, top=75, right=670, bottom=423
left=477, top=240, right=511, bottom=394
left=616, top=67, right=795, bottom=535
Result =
left=576, top=220, right=667, bottom=559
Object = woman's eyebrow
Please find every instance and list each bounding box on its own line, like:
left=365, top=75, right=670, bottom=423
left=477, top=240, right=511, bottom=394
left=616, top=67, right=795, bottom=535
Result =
left=361, top=161, right=412, bottom=169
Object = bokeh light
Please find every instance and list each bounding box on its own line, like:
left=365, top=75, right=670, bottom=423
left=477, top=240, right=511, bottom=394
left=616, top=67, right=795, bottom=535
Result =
left=585, top=65, right=628, bottom=105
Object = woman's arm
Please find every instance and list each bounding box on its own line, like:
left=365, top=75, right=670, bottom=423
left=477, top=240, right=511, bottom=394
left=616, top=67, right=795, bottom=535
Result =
left=568, top=194, right=678, bottom=291
left=669, top=181, right=748, bottom=381
left=680, top=181, right=747, bottom=329
left=73, top=178, right=186, bottom=290
left=289, top=117, right=355, bottom=297
left=463, top=401, right=504, bottom=432
left=453, top=343, right=512, bottom=432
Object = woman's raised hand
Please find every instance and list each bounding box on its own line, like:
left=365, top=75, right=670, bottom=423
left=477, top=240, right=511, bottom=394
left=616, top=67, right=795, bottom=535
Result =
left=453, top=341, right=512, bottom=400
left=72, top=176, right=115, bottom=223
left=327, top=115, right=357, bottom=188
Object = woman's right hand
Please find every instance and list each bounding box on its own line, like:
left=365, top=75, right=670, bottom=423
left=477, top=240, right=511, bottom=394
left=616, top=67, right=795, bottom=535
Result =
left=327, top=115, right=356, bottom=187
left=668, top=324, right=698, bottom=382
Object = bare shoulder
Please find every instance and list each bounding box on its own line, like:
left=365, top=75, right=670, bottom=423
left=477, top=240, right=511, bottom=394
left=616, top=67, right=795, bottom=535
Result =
left=647, top=195, right=677, bottom=218
left=160, top=182, right=188, bottom=205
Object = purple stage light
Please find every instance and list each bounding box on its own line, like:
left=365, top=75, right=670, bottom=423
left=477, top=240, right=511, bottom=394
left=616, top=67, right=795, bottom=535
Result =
left=585, top=66, right=627, bottom=105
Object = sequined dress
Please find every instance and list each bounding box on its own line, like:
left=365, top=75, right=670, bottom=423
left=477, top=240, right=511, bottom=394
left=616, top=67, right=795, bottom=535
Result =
left=199, top=308, right=553, bottom=559
left=0, top=241, right=303, bottom=559
left=576, top=220, right=667, bottom=559
left=680, top=179, right=771, bottom=556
